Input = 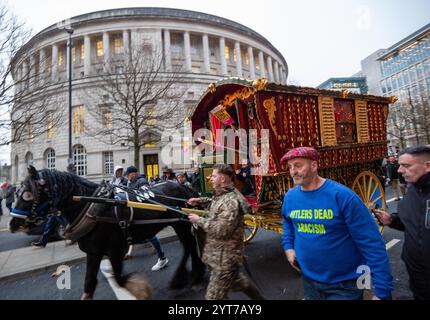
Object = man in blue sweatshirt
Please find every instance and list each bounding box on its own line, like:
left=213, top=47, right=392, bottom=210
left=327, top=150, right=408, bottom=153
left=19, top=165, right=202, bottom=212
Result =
left=281, top=147, right=393, bottom=300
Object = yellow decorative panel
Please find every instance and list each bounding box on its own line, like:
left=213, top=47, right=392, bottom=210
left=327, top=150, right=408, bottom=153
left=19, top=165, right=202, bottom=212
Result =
left=317, top=96, right=337, bottom=146
left=355, top=100, right=370, bottom=143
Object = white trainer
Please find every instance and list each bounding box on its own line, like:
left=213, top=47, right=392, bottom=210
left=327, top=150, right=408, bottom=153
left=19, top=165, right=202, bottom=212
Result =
left=151, top=258, right=169, bottom=271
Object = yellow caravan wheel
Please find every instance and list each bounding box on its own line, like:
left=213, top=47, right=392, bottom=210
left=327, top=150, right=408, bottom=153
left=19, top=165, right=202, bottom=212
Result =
left=352, top=171, right=386, bottom=234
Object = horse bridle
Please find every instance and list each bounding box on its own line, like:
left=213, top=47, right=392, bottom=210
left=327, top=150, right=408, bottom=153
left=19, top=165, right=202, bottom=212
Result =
left=11, top=179, right=54, bottom=224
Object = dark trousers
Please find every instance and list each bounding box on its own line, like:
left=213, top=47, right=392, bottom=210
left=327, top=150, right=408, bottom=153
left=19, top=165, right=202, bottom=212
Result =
left=406, top=264, right=430, bottom=300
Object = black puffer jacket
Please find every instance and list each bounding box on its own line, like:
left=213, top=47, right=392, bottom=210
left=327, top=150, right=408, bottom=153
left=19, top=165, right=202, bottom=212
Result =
left=392, top=172, right=430, bottom=270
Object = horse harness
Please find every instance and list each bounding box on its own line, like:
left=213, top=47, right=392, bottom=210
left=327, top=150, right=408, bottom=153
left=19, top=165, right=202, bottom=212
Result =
left=66, top=182, right=187, bottom=243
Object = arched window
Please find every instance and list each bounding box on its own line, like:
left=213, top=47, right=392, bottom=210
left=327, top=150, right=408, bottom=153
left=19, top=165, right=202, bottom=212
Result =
left=45, top=148, right=56, bottom=170
left=14, top=155, right=19, bottom=182
left=25, top=152, right=34, bottom=167
left=73, top=144, right=87, bottom=176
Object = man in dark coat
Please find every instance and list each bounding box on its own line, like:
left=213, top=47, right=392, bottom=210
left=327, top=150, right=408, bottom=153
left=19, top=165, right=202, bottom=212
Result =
left=375, top=145, right=430, bottom=300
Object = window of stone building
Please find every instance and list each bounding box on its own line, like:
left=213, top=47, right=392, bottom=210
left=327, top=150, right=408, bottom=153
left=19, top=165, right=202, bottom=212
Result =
left=73, top=105, right=85, bottom=134
left=114, top=37, right=123, bottom=55
left=170, top=33, right=183, bottom=55
left=58, top=50, right=63, bottom=66
left=25, top=152, right=33, bottom=167
left=255, top=55, right=260, bottom=71
left=225, top=45, right=232, bottom=62
left=103, top=151, right=114, bottom=175
left=102, top=109, right=113, bottom=129
left=45, top=148, right=55, bottom=170
left=73, top=145, right=87, bottom=176
left=47, top=112, right=54, bottom=139
left=72, top=47, right=76, bottom=63
left=190, top=35, right=202, bottom=58
left=27, top=124, right=34, bottom=143
left=96, top=40, right=104, bottom=57
left=143, top=44, right=153, bottom=58
left=145, top=105, right=157, bottom=126
left=244, top=51, right=250, bottom=66
left=209, top=38, right=218, bottom=59
left=80, top=44, right=85, bottom=60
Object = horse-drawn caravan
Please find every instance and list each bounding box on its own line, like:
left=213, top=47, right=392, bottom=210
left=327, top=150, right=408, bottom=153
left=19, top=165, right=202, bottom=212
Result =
left=190, top=78, right=396, bottom=242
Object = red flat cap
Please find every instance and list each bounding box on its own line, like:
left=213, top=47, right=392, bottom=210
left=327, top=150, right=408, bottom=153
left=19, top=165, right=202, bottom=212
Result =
left=281, top=147, right=319, bottom=162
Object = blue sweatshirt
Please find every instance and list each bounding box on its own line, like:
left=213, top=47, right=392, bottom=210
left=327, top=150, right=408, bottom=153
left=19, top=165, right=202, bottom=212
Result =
left=282, top=179, right=393, bottom=299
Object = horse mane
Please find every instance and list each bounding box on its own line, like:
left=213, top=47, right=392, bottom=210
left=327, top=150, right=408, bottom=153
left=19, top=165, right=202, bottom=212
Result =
left=38, top=169, right=99, bottom=208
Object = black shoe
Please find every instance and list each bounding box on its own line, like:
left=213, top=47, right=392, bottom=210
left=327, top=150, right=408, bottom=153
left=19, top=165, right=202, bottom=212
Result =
left=31, top=241, right=46, bottom=248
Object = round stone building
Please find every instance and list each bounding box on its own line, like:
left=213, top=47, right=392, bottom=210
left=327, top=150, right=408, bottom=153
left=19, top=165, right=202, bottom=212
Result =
left=11, top=7, right=288, bottom=183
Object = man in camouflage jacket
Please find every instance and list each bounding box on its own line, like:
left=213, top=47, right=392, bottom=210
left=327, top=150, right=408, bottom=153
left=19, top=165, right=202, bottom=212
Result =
left=188, top=164, right=264, bottom=300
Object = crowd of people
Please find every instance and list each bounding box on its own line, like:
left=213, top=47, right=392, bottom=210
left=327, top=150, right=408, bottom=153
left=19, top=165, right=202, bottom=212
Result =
left=6, top=144, right=430, bottom=300
left=187, top=145, right=430, bottom=300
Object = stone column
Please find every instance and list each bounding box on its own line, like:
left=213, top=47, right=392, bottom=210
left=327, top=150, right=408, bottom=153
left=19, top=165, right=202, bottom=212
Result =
left=123, top=30, right=130, bottom=58
left=183, top=31, right=192, bottom=72
left=258, top=51, right=266, bottom=78
left=202, top=34, right=210, bottom=73
left=22, top=60, right=29, bottom=89
left=219, top=37, right=227, bottom=76
left=163, top=30, right=171, bottom=71
left=248, top=46, right=255, bottom=79
left=39, top=48, right=46, bottom=83
left=84, top=35, right=91, bottom=76
left=267, top=56, right=274, bottom=82
left=235, top=42, right=242, bottom=77
left=103, top=32, right=110, bottom=64
left=274, top=61, right=280, bottom=83
left=29, top=54, right=36, bottom=89
left=51, top=44, right=58, bottom=81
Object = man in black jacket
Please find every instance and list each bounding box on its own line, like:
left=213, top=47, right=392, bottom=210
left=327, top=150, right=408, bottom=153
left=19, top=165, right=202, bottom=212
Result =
left=375, top=145, right=430, bottom=300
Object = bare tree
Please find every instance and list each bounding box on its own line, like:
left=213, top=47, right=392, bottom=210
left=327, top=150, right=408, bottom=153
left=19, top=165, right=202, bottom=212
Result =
left=388, top=102, right=414, bottom=149
left=85, top=43, right=188, bottom=168
left=0, top=1, right=64, bottom=147
left=413, top=93, right=430, bottom=145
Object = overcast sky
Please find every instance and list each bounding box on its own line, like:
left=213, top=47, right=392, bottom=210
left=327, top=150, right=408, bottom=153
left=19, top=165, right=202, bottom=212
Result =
left=1, top=0, right=430, bottom=165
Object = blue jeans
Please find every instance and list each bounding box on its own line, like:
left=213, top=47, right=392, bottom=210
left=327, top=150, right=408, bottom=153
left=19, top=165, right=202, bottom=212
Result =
left=41, top=215, right=66, bottom=244
left=302, top=275, right=363, bottom=300
left=148, top=236, right=165, bottom=260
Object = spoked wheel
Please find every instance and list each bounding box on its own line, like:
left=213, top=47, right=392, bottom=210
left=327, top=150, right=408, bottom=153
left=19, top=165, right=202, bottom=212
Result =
left=243, top=215, right=258, bottom=244
left=352, top=171, right=386, bottom=234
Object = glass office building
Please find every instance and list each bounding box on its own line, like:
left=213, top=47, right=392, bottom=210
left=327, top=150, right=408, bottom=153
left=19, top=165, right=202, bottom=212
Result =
left=378, top=23, right=430, bottom=147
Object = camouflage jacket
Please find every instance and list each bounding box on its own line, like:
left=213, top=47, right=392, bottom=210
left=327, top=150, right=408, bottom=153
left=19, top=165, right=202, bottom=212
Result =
left=196, top=183, right=250, bottom=270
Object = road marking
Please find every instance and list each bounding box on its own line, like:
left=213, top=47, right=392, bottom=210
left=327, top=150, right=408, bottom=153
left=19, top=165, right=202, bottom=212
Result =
left=100, top=259, right=136, bottom=300
left=385, top=239, right=401, bottom=250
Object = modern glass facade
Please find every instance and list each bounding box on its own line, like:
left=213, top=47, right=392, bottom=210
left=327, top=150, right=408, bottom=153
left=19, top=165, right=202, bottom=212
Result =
left=380, top=30, right=430, bottom=102
left=317, top=77, right=368, bottom=94
left=378, top=23, right=430, bottom=147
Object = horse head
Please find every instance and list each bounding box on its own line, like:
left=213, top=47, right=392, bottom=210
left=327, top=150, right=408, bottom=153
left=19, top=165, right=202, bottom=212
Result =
left=9, top=166, right=51, bottom=233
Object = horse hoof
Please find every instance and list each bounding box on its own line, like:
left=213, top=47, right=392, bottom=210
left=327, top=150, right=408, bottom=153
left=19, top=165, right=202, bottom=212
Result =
left=124, top=254, right=132, bottom=260
left=81, top=293, right=93, bottom=300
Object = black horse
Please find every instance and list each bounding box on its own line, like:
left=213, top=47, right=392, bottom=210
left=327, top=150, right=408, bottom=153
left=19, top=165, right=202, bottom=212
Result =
left=9, top=166, right=206, bottom=299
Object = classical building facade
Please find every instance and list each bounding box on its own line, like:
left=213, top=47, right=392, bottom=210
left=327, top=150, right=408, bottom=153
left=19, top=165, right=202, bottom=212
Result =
left=10, top=7, right=288, bottom=183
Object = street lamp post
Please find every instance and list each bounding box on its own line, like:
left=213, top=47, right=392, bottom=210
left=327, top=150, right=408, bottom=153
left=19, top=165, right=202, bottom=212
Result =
left=65, top=28, right=75, bottom=173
